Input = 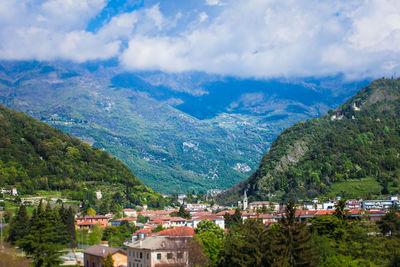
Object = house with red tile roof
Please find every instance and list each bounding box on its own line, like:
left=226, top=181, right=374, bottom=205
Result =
left=76, top=215, right=111, bottom=229
left=84, top=245, right=127, bottom=267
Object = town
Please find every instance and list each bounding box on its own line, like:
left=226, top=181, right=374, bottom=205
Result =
left=3, top=185, right=398, bottom=267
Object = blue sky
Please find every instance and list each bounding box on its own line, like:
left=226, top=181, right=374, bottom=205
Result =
left=1, top=0, right=400, bottom=79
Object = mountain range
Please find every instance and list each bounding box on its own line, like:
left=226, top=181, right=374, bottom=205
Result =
left=0, top=60, right=368, bottom=193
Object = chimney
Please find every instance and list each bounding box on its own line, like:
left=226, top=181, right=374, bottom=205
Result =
left=103, top=248, right=105, bottom=255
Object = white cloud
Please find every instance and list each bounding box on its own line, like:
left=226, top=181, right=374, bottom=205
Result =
left=206, top=0, right=222, bottom=6
left=120, top=0, right=400, bottom=79
left=1, top=0, right=400, bottom=79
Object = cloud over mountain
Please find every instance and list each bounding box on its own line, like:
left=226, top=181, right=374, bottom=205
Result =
left=1, top=0, right=400, bottom=79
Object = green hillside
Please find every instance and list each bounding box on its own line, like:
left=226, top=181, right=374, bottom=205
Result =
left=217, top=78, right=400, bottom=205
left=0, top=104, right=164, bottom=207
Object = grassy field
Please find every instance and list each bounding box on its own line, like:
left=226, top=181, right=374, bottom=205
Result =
left=324, top=177, right=382, bottom=199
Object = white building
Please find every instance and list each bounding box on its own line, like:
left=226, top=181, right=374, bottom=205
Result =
left=188, top=215, right=225, bottom=229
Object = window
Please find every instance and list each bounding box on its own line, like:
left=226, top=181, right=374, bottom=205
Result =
left=147, top=253, right=149, bottom=260
left=129, top=250, right=131, bottom=257
left=129, top=263, right=131, bottom=267
left=177, top=252, right=183, bottom=259
left=140, top=252, right=143, bottom=259
left=167, top=253, right=173, bottom=259
left=157, top=253, right=161, bottom=260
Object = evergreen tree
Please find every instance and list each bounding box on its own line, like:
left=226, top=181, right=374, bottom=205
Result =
left=219, top=219, right=269, bottom=267
left=269, top=199, right=319, bottom=267
left=377, top=210, right=400, bottom=237
left=99, top=200, right=110, bottom=215
left=232, top=208, right=242, bottom=228
left=18, top=201, right=65, bottom=266
left=175, top=204, right=191, bottom=219
left=223, top=212, right=234, bottom=230
left=64, top=207, right=77, bottom=247
left=7, top=204, right=29, bottom=244
left=333, top=199, right=347, bottom=222
left=102, top=253, right=114, bottom=267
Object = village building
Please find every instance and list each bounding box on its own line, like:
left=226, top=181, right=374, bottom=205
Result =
left=188, top=214, right=225, bottom=229
left=1, top=187, right=18, bottom=196
left=76, top=215, right=110, bottom=229
left=248, top=201, right=280, bottom=212
left=123, top=208, right=137, bottom=218
left=362, top=198, right=398, bottom=210
left=83, top=245, right=127, bottom=267
left=125, top=227, right=194, bottom=267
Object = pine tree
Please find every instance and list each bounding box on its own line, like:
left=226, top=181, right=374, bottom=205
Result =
left=18, top=201, right=65, bottom=266
left=269, top=199, right=319, bottom=267
left=65, top=207, right=77, bottom=247
left=7, top=204, right=29, bottom=244
left=223, top=212, right=234, bottom=230
left=232, top=208, right=242, bottom=228
left=102, top=253, right=114, bottom=267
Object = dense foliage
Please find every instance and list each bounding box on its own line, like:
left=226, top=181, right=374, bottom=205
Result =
left=8, top=203, right=76, bottom=266
left=0, top=104, right=164, bottom=207
left=218, top=78, right=400, bottom=204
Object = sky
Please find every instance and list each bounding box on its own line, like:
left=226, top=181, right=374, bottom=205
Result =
left=0, top=0, right=400, bottom=79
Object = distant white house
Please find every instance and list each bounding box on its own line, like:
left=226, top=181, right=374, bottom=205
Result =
left=188, top=215, right=225, bottom=229
left=123, top=208, right=137, bottom=218
left=249, top=201, right=280, bottom=212
left=1, top=187, right=17, bottom=196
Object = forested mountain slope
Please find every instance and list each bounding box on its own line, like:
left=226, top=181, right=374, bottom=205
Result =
left=217, top=78, right=400, bottom=205
left=0, top=104, right=163, bottom=206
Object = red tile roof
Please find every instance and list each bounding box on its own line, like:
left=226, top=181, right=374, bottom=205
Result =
left=315, top=210, right=335, bottom=215
left=191, top=212, right=212, bottom=217
left=216, top=210, right=237, bottom=216
left=114, top=217, right=134, bottom=221
left=155, top=226, right=194, bottom=237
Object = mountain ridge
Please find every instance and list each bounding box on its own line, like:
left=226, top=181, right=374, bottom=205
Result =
left=216, top=78, right=400, bottom=205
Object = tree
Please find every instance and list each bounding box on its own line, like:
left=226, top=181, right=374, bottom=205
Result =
left=195, top=220, right=225, bottom=239
left=188, top=236, right=209, bottom=267
left=177, top=204, right=191, bottom=219
left=269, top=199, right=319, bottom=267
left=7, top=204, right=29, bottom=244
left=195, top=220, right=225, bottom=266
left=223, top=212, right=234, bottom=230
left=333, top=199, right=347, bottom=222
left=219, top=218, right=270, bottom=267
left=18, top=202, right=65, bottom=267
left=152, top=224, right=165, bottom=233
left=86, top=207, right=96, bottom=216
left=89, top=224, right=103, bottom=245
left=102, top=253, right=114, bottom=267
left=63, top=207, right=77, bottom=247
left=231, top=208, right=242, bottom=228
left=377, top=210, right=400, bottom=237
